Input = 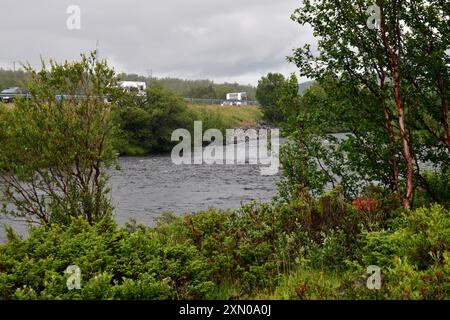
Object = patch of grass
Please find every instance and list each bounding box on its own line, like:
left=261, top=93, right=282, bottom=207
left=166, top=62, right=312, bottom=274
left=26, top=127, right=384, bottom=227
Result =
left=188, top=104, right=263, bottom=130
left=206, top=279, right=242, bottom=300
left=253, top=266, right=343, bottom=300
left=0, top=101, right=8, bottom=110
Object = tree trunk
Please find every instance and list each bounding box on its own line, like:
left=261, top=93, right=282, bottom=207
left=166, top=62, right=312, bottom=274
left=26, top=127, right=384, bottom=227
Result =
left=380, top=4, right=413, bottom=209
left=383, top=105, right=400, bottom=193
left=393, top=70, right=413, bottom=209
left=438, top=76, right=450, bottom=152
left=379, top=72, right=399, bottom=193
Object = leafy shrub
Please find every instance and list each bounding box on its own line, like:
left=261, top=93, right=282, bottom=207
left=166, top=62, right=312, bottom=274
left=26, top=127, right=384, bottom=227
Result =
left=114, top=87, right=263, bottom=156
left=2, top=195, right=449, bottom=300
left=114, top=85, right=194, bottom=155
left=350, top=204, right=450, bottom=299
left=414, top=170, right=450, bottom=209
left=0, top=53, right=117, bottom=225
left=0, top=217, right=214, bottom=300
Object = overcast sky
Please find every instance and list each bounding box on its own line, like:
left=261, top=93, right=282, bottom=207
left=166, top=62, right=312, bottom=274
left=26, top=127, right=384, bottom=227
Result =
left=0, top=0, right=314, bottom=85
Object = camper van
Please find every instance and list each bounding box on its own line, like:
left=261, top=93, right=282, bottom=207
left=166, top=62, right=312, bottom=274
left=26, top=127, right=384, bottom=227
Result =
left=222, top=92, right=248, bottom=106
left=118, top=81, right=147, bottom=97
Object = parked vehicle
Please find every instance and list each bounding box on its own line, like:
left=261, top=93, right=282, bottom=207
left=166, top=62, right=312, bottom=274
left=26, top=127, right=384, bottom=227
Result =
left=118, top=81, right=147, bottom=97
left=221, top=92, right=248, bottom=106
left=0, top=87, right=29, bottom=103
left=221, top=99, right=242, bottom=106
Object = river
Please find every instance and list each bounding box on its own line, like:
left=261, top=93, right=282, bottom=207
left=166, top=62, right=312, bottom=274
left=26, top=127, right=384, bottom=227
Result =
left=3, top=132, right=433, bottom=241
left=0, top=142, right=281, bottom=241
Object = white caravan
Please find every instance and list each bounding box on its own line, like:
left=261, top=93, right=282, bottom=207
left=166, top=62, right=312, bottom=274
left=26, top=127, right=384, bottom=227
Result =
left=222, top=92, right=248, bottom=106
left=118, top=81, right=147, bottom=97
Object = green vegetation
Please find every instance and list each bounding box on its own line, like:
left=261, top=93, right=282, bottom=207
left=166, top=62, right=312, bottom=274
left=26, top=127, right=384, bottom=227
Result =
left=0, top=54, right=449, bottom=300
left=0, top=0, right=449, bottom=301
left=255, top=73, right=286, bottom=123
left=113, top=85, right=194, bottom=155
left=1, top=190, right=450, bottom=300
left=0, top=69, right=30, bottom=89
left=116, top=73, right=256, bottom=100
left=0, top=53, right=117, bottom=225
left=280, top=0, right=449, bottom=210
left=0, top=76, right=262, bottom=158
left=113, top=88, right=263, bottom=156
left=188, top=104, right=263, bottom=131
left=0, top=70, right=256, bottom=100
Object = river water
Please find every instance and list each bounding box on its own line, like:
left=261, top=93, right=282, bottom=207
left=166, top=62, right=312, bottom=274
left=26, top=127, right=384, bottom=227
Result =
left=109, top=155, right=280, bottom=225
left=3, top=132, right=433, bottom=241
left=0, top=141, right=281, bottom=241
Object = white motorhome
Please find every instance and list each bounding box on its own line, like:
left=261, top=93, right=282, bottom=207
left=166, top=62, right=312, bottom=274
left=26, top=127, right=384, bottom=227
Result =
left=222, top=92, right=248, bottom=106
left=118, top=81, right=147, bottom=97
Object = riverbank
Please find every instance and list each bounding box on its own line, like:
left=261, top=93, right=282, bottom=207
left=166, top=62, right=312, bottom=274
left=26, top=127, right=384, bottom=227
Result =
left=187, top=104, right=263, bottom=130
left=2, top=190, right=449, bottom=300
left=113, top=86, right=265, bottom=156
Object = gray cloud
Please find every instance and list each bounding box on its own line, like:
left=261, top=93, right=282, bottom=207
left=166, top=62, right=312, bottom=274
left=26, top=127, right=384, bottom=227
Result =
left=0, top=0, right=314, bottom=85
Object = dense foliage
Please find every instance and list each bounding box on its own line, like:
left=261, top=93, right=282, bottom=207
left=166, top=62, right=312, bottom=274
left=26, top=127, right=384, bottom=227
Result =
left=1, top=191, right=450, bottom=300
left=281, top=0, right=449, bottom=209
left=116, top=73, right=256, bottom=100
left=113, top=85, right=194, bottom=155
left=0, top=0, right=448, bottom=301
left=113, top=86, right=263, bottom=156
left=0, top=69, right=29, bottom=89
left=0, top=69, right=256, bottom=101
left=0, top=53, right=118, bottom=225
left=255, top=73, right=286, bottom=123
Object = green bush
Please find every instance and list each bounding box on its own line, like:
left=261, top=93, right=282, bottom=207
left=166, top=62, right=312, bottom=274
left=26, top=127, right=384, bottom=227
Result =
left=2, top=192, right=450, bottom=300
left=0, top=54, right=117, bottom=225
left=414, top=170, right=450, bottom=209
left=0, top=217, right=214, bottom=300
left=348, top=204, right=450, bottom=299
left=114, top=85, right=194, bottom=155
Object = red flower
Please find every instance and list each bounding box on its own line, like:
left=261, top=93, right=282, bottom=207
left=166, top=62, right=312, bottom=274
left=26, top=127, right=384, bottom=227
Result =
left=352, top=198, right=376, bottom=212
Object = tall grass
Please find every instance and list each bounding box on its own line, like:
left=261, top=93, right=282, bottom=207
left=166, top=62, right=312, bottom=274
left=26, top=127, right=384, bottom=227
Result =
left=188, top=104, right=263, bottom=132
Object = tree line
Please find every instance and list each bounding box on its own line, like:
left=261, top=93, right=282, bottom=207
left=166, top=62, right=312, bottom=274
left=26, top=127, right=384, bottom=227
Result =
left=117, top=73, right=257, bottom=100
left=0, top=68, right=256, bottom=100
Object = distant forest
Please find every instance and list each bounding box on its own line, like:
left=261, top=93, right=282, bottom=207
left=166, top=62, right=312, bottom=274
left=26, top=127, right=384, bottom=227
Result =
left=117, top=73, right=257, bottom=100
left=0, top=68, right=321, bottom=102
left=0, top=69, right=30, bottom=90
left=0, top=68, right=256, bottom=100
